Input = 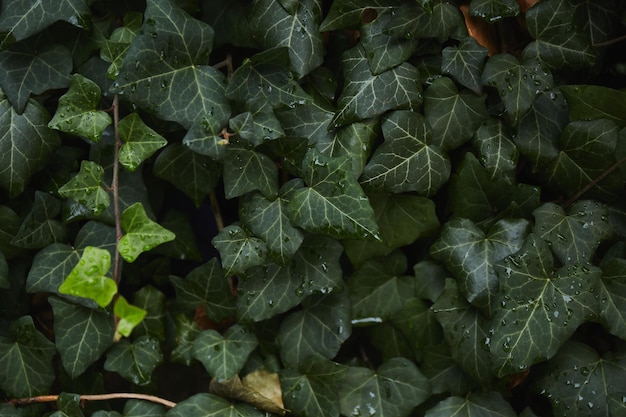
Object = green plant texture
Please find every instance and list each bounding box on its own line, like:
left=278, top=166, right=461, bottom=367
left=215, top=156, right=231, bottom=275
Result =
left=1, top=0, right=626, bottom=416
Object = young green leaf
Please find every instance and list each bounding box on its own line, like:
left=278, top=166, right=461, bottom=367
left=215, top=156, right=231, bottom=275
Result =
left=48, top=74, right=112, bottom=142
left=104, top=336, right=163, bottom=386
left=469, top=0, right=519, bottom=23
left=11, top=191, right=66, bottom=249
left=117, top=113, right=167, bottom=171
left=425, top=391, right=517, bottom=417
left=58, top=246, right=117, bottom=308
left=118, top=202, right=175, bottom=262
left=114, top=295, right=147, bottom=341
left=58, top=160, right=110, bottom=215
left=441, top=37, right=488, bottom=94
left=223, top=148, right=279, bottom=200
left=192, top=324, right=258, bottom=381
left=211, top=224, right=268, bottom=277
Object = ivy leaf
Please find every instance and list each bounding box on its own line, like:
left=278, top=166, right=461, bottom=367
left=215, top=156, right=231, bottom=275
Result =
left=104, top=336, right=163, bottom=386
left=469, top=0, right=519, bottom=23
left=424, top=77, right=488, bottom=151
left=280, top=356, right=348, bottom=417
left=0, top=37, right=72, bottom=113
left=482, top=55, right=554, bottom=125
left=228, top=100, right=285, bottom=148
left=118, top=202, right=176, bottom=263
left=560, top=85, right=626, bottom=127
left=211, top=224, right=268, bottom=277
left=49, top=296, right=114, bottom=379
left=131, top=285, right=166, bottom=341
left=360, top=110, right=451, bottom=196
left=12, top=191, right=66, bottom=249
left=431, top=218, right=530, bottom=316
left=117, top=113, right=167, bottom=172
left=153, top=143, right=220, bottom=207
left=209, top=371, right=287, bottom=415
left=182, top=115, right=228, bottom=160
left=58, top=160, right=110, bottom=215
left=533, top=201, right=612, bottom=265
left=0, top=316, right=56, bottom=397
left=0, top=95, right=60, bottom=197
left=75, top=221, right=117, bottom=261
left=226, top=48, right=312, bottom=109
left=424, top=2, right=467, bottom=41
left=320, top=0, right=404, bottom=30
left=0, top=205, right=21, bottom=260
left=192, top=324, right=258, bottom=381
left=111, top=0, right=229, bottom=129
left=472, top=119, right=518, bottom=178
left=0, top=252, right=8, bottom=289
left=490, top=235, right=600, bottom=377
left=237, top=235, right=343, bottom=322
left=250, top=0, right=323, bottom=78
left=171, top=314, right=200, bottom=366
left=441, top=37, right=488, bottom=94
left=0, top=0, right=89, bottom=50
left=598, top=253, right=626, bottom=340
left=58, top=246, right=117, bottom=308
left=100, top=12, right=142, bottom=80
left=420, top=345, right=474, bottom=395
left=277, top=292, right=351, bottom=368
left=331, top=45, right=422, bottom=128
left=339, top=358, right=431, bottom=417
left=114, top=295, right=147, bottom=341
left=343, top=193, right=439, bottom=267
left=167, top=393, right=265, bottom=417
left=425, top=391, right=517, bottom=417
left=48, top=74, right=112, bottom=142
left=288, top=152, right=379, bottom=240
left=169, top=258, right=236, bottom=322
left=223, top=148, right=278, bottom=200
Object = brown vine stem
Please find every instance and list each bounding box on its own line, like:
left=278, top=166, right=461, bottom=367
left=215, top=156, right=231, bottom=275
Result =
left=7, top=393, right=176, bottom=409
left=562, top=155, right=626, bottom=209
left=593, top=34, right=626, bottom=47
left=112, top=95, right=123, bottom=285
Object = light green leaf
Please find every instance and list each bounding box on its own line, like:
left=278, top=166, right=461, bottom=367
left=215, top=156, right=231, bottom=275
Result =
left=441, top=37, right=488, bottom=94
left=226, top=48, right=312, bottom=108
left=490, top=235, right=600, bottom=377
left=0, top=95, right=60, bottom=197
left=114, top=295, right=147, bottom=340
left=560, top=85, right=626, bottom=127
left=167, top=393, right=265, bottom=417
left=48, top=74, right=112, bottom=142
left=250, top=0, right=323, bottom=78
left=153, top=143, right=220, bottom=207
left=280, top=356, right=348, bottom=417
left=331, top=45, right=422, bottom=128
left=469, top=0, right=519, bottom=22
left=104, top=336, right=163, bottom=386
left=278, top=292, right=351, bottom=368
left=431, top=217, right=530, bottom=315
left=473, top=119, right=518, bottom=178
left=343, top=193, right=439, bottom=267
left=118, top=202, right=176, bottom=263
left=12, top=191, right=66, bottom=249
left=288, top=152, right=379, bottom=240
left=320, top=0, right=403, bottom=30
left=533, top=201, right=612, bottom=265
left=339, top=358, right=431, bottom=417
left=0, top=316, right=56, bottom=397
left=118, top=113, right=167, bottom=171
left=425, top=391, right=517, bottom=417
left=131, top=285, right=166, bottom=341
left=211, top=224, right=268, bottom=277
left=223, top=148, right=278, bottom=200
left=0, top=0, right=89, bottom=50
left=58, top=246, right=117, bottom=308
left=360, top=110, right=451, bottom=196
left=192, top=324, right=258, bottom=381
left=0, top=38, right=71, bottom=113
left=58, top=160, right=110, bottom=215
left=169, top=258, right=236, bottom=322
left=424, top=77, right=488, bottom=150
left=111, top=0, right=229, bottom=129
left=49, top=296, right=114, bottom=378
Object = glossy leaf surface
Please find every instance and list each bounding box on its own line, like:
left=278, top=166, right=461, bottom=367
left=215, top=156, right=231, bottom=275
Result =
left=118, top=113, right=167, bottom=171
left=58, top=160, right=110, bottom=215
left=118, top=203, right=175, bottom=262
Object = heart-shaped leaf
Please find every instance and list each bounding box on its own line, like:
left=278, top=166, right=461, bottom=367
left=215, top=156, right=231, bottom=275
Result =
left=212, top=224, right=268, bottom=277
left=104, top=336, right=162, bottom=386
left=118, top=113, right=167, bottom=171
left=441, top=37, right=488, bottom=94
left=118, top=202, right=175, bottom=263
left=223, top=148, right=278, bottom=200
left=472, top=119, right=518, bottom=179
left=469, top=0, right=519, bottom=23
left=58, top=160, right=110, bottom=215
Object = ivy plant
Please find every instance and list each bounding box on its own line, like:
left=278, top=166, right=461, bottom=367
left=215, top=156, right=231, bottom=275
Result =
left=1, top=0, right=626, bottom=416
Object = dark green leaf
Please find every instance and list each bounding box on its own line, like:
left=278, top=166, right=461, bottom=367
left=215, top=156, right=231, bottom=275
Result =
left=320, top=0, right=404, bottom=30
left=111, top=0, right=229, bottom=129
left=431, top=217, right=529, bottom=315
left=0, top=94, right=60, bottom=197
left=598, top=255, right=626, bottom=340
left=12, top=191, right=66, bottom=249
left=48, top=74, right=112, bottom=142
left=0, top=316, right=56, bottom=397
left=118, top=202, right=176, bottom=263
left=331, top=45, right=422, bottom=128
left=392, top=297, right=442, bottom=352
left=228, top=100, right=285, bottom=148
left=212, top=224, right=268, bottom=277
left=421, top=345, right=474, bottom=395
left=26, top=244, right=82, bottom=300
left=414, top=260, right=447, bottom=303
left=0, top=205, right=21, bottom=259
left=424, top=77, right=488, bottom=150
left=171, top=314, right=200, bottom=365
left=155, top=210, right=202, bottom=262
left=560, top=85, right=626, bottom=127
left=49, top=297, right=114, bottom=378
left=360, top=110, right=450, bottom=195
left=202, top=0, right=256, bottom=49
left=472, top=119, right=518, bottom=178
left=192, top=324, right=258, bottom=381
left=58, top=160, right=110, bottom=215
left=167, top=393, right=265, bottom=417
left=123, top=399, right=166, bottom=417
left=250, top=0, right=323, bottom=78
left=575, top=0, right=622, bottom=45
left=277, top=292, right=351, bottom=368
left=104, top=336, right=163, bottom=386
left=131, top=285, right=165, bottom=341
left=469, top=0, right=519, bottom=23
left=490, top=235, right=600, bottom=377
left=118, top=113, right=168, bottom=171
left=54, top=392, right=84, bottom=417
left=368, top=322, right=415, bottom=361
left=441, top=37, right=488, bottom=94
left=425, top=2, right=467, bottom=41
left=339, top=358, right=431, bottom=417
left=223, top=148, right=278, bottom=200
left=424, top=391, right=517, bottom=417
left=75, top=221, right=117, bottom=261
left=0, top=252, right=7, bottom=289
left=182, top=115, right=228, bottom=160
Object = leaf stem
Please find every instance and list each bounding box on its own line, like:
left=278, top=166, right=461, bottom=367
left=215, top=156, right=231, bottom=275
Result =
left=593, top=34, right=626, bottom=47
left=209, top=190, right=224, bottom=232
left=7, top=393, right=176, bottom=409
left=563, top=155, right=626, bottom=208
left=112, top=95, right=123, bottom=285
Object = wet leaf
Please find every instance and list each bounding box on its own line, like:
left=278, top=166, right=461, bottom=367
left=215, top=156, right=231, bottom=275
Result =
left=118, top=202, right=176, bottom=263
left=12, top=191, right=66, bottom=249
left=58, top=160, right=110, bottom=215
left=212, top=224, right=268, bottom=277
left=469, top=0, right=519, bottom=23
left=223, top=148, right=278, bottom=200
left=118, top=113, right=167, bottom=171
left=472, top=119, right=518, bottom=179
left=114, top=295, right=147, bottom=341
left=425, top=391, right=517, bottom=417
left=104, top=336, right=163, bottom=386
left=441, top=37, right=488, bottom=94
left=560, top=85, right=626, bottom=127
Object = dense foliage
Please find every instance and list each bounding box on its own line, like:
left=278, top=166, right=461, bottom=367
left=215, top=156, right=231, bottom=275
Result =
left=1, top=0, right=626, bottom=416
